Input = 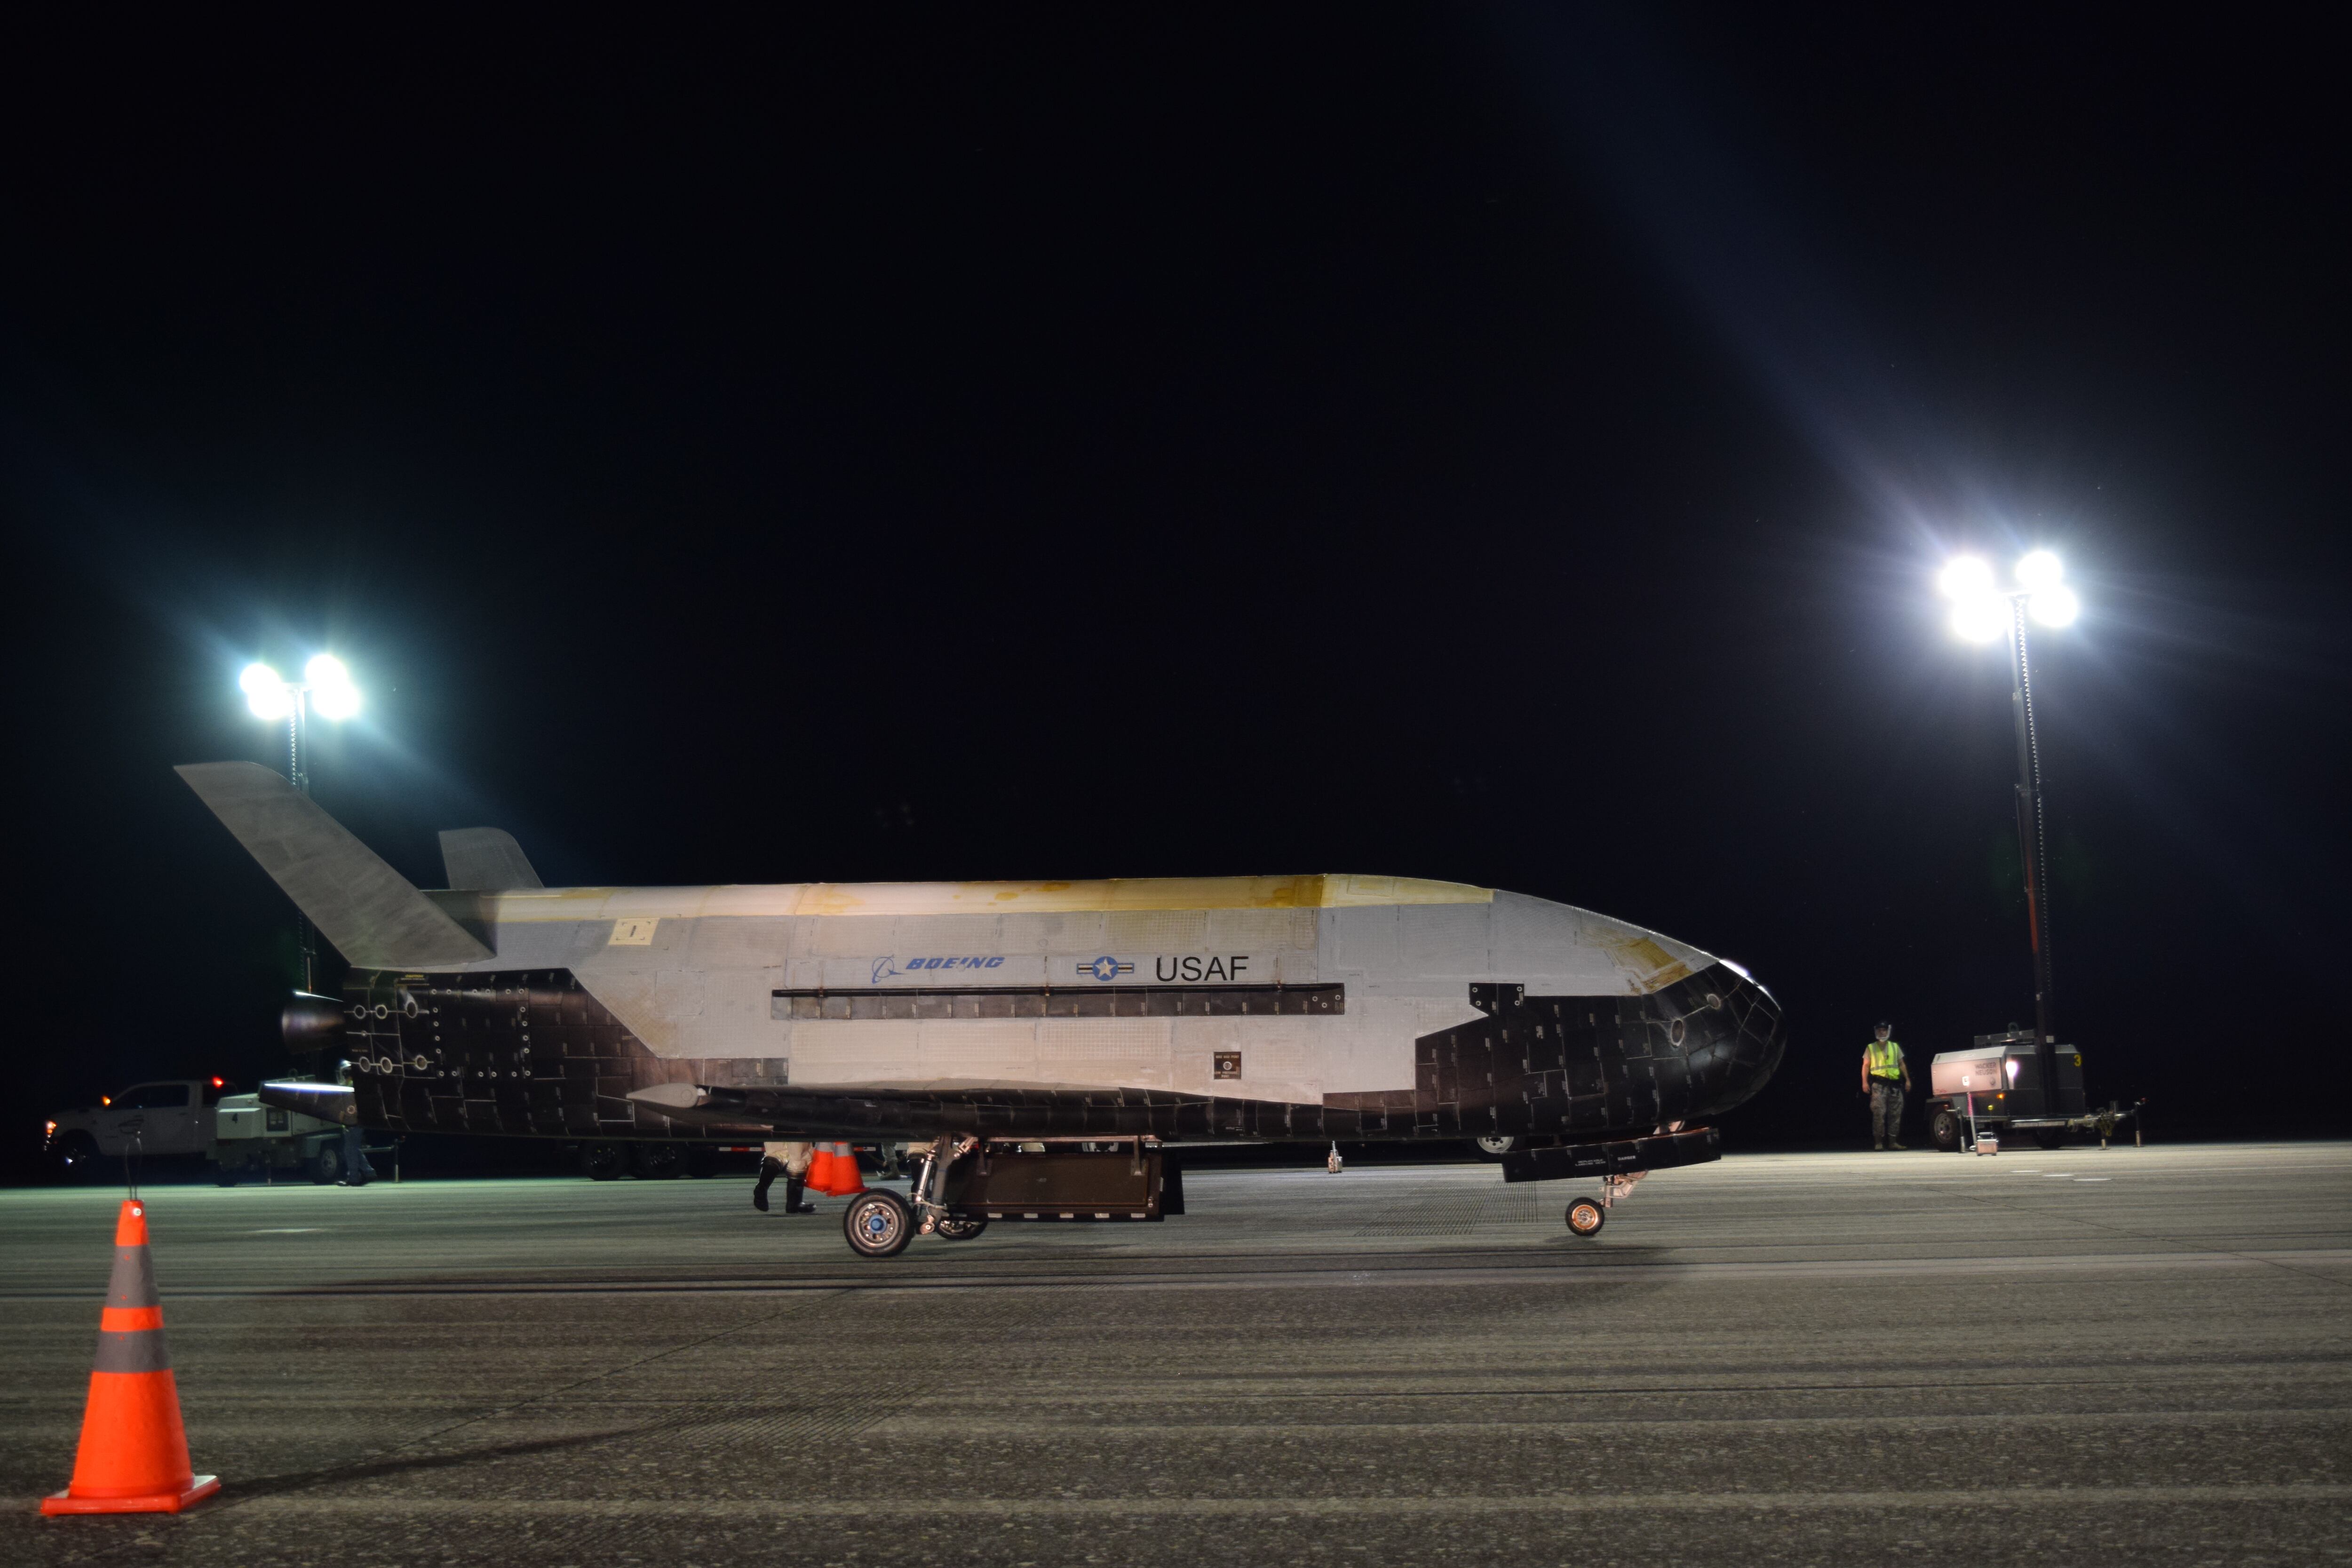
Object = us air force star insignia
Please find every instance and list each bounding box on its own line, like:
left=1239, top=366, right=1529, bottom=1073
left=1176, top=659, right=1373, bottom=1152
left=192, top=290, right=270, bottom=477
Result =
left=1085, top=956, right=1132, bottom=982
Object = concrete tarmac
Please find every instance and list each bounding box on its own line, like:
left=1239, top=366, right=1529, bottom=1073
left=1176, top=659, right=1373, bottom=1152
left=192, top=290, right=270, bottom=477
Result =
left=4, top=1142, right=2347, bottom=1566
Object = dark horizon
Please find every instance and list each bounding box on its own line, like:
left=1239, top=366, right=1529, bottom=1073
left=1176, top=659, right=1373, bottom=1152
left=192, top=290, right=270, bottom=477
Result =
left=4, top=7, right=2345, bottom=1176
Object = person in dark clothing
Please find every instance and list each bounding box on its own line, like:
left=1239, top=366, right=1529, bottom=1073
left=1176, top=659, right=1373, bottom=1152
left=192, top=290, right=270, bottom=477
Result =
left=752, top=1139, right=816, bottom=1213
left=336, top=1123, right=375, bottom=1185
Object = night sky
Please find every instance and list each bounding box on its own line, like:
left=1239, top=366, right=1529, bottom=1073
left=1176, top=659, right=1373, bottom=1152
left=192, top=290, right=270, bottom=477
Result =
left=4, top=8, right=2344, bottom=1176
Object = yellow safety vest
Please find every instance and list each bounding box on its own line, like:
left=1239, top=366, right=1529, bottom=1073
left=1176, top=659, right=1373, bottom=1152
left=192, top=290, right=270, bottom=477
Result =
left=1867, top=1039, right=1904, bottom=1079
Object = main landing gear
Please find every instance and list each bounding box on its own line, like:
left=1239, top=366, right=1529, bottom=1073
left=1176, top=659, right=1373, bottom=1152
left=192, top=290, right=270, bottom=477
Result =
left=843, top=1189, right=914, bottom=1258
left=838, top=1133, right=985, bottom=1258
left=1565, top=1172, right=1645, bottom=1240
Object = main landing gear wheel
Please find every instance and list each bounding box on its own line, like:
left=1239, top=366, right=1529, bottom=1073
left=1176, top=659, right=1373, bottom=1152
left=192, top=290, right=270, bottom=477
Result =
left=581, top=1142, right=628, bottom=1181
left=1471, top=1134, right=1519, bottom=1162
left=1565, top=1197, right=1606, bottom=1238
left=844, top=1190, right=914, bottom=1258
left=934, top=1216, right=988, bottom=1242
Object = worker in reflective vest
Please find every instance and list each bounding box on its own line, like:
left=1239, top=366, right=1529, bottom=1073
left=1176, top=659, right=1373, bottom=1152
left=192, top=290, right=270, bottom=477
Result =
left=1860, top=1022, right=1911, bottom=1150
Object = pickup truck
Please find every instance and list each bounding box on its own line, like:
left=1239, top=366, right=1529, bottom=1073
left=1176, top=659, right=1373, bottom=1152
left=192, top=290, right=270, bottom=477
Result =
left=46, top=1077, right=358, bottom=1185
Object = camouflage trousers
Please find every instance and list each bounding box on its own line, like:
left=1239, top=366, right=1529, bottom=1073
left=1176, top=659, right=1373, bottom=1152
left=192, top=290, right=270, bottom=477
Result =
left=1870, top=1080, right=1906, bottom=1146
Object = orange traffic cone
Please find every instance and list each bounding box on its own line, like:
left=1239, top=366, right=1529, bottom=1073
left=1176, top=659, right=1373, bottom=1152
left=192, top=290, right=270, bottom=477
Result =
left=832, top=1143, right=866, bottom=1195
left=805, top=1144, right=839, bottom=1194
left=42, top=1200, right=219, bottom=1515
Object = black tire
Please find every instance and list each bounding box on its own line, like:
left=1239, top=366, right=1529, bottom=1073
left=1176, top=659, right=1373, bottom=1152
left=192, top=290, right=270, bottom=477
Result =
left=935, top=1215, right=988, bottom=1241
left=843, top=1190, right=914, bottom=1258
left=581, top=1142, right=629, bottom=1180
left=1931, top=1108, right=1963, bottom=1153
left=213, top=1161, right=241, bottom=1187
left=310, top=1141, right=345, bottom=1186
left=1471, top=1135, right=1519, bottom=1162
left=1566, top=1198, right=1606, bottom=1238
left=632, top=1142, right=687, bottom=1179
left=2034, top=1129, right=2065, bottom=1151
left=50, top=1132, right=102, bottom=1182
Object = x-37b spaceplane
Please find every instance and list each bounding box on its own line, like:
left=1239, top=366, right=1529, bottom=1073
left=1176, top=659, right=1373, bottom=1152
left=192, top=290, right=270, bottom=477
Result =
left=179, top=762, right=1786, bottom=1258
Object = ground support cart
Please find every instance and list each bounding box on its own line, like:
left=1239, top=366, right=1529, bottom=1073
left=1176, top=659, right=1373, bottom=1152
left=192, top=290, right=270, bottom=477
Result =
left=1924, top=1032, right=2144, bottom=1152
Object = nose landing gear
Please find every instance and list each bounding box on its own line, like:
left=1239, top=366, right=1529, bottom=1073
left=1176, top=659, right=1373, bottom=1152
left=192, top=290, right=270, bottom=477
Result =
left=1566, top=1171, right=1646, bottom=1239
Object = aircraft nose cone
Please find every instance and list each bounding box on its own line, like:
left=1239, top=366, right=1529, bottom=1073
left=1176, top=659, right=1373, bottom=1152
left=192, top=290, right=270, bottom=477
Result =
left=1680, top=964, right=1787, bottom=1119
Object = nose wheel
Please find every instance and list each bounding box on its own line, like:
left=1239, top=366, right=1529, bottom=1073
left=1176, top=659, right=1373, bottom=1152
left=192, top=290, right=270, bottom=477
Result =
left=1565, top=1197, right=1606, bottom=1237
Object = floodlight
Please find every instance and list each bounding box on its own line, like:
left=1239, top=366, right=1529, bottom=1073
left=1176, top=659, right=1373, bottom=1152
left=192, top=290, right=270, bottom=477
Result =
left=2028, top=585, right=2080, bottom=628
left=312, top=680, right=362, bottom=720
left=298, top=653, right=362, bottom=719
left=1949, top=597, right=2007, bottom=644
left=1938, top=556, right=1996, bottom=602
left=2015, top=550, right=2063, bottom=590
left=241, top=663, right=292, bottom=719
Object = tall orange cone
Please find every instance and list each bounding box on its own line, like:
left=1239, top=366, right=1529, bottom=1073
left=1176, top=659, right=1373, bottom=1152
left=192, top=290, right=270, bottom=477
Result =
left=832, top=1143, right=866, bottom=1195
left=42, top=1200, right=219, bottom=1515
left=805, top=1143, right=839, bottom=1194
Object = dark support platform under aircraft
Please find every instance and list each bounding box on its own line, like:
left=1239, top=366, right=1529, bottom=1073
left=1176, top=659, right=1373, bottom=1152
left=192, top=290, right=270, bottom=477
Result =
left=1498, top=1125, right=1720, bottom=1183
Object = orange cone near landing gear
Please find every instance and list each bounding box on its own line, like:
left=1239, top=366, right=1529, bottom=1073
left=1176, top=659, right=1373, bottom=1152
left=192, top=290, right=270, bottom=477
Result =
left=831, top=1143, right=866, bottom=1194
left=806, top=1144, right=839, bottom=1194
left=41, top=1201, right=219, bottom=1515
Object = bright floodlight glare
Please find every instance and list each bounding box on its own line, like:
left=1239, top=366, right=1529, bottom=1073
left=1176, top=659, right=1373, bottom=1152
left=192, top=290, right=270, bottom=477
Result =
left=1938, top=556, right=1996, bottom=602
left=2028, top=584, right=2081, bottom=628
left=1949, top=597, right=2007, bottom=644
left=240, top=662, right=292, bottom=719
left=2015, top=549, right=2064, bottom=590
left=303, top=653, right=362, bottom=720
left=312, top=680, right=362, bottom=720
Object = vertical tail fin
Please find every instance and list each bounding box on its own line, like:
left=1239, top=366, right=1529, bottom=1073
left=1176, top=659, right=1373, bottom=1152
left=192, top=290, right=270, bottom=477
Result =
left=438, top=828, right=543, bottom=890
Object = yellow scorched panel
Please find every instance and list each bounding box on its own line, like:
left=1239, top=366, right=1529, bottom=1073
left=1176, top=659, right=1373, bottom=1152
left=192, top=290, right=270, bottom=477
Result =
left=490, top=874, right=1493, bottom=922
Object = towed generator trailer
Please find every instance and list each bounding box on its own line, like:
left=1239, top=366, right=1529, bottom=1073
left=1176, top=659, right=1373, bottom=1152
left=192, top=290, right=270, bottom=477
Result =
left=1925, top=1029, right=2145, bottom=1153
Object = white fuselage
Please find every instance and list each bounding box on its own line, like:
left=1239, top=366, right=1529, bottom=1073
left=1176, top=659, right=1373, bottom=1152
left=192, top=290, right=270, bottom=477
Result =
left=423, top=874, right=1719, bottom=1104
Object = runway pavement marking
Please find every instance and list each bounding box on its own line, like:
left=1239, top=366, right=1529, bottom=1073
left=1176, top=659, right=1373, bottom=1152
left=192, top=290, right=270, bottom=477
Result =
left=161, top=1484, right=2352, bottom=1520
